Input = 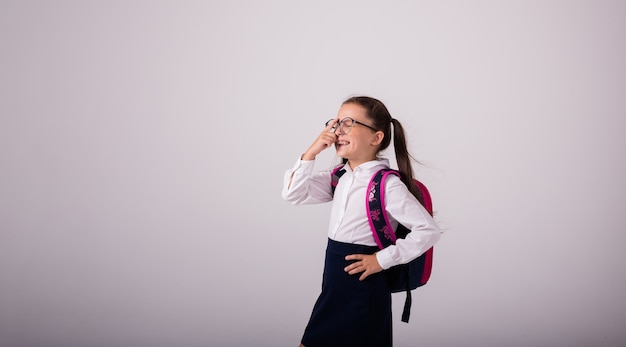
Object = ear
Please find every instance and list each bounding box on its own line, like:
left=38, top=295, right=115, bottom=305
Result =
left=370, top=131, right=385, bottom=146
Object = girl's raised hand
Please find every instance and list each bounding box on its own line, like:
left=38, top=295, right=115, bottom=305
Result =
left=301, top=119, right=338, bottom=160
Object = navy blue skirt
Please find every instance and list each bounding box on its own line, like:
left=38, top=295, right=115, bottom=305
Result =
left=301, top=238, right=392, bottom=347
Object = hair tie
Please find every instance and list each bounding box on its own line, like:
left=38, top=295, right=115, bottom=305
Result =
left=390, top=118, right=396, bottom=123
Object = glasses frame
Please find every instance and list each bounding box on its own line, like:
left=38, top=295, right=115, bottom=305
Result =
left=326, top=117, right=379, bottom=135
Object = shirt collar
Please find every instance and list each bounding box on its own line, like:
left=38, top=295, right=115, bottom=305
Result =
left=343, top=158, right=390, bottom=174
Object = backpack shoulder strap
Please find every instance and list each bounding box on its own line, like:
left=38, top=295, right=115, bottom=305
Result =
left=330, top=164, right=346, bottom=195
left=366, top=169, right=401, bottom=249
left=366, top=171, right=434, bottom=245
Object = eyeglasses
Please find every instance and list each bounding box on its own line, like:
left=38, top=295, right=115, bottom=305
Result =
left=325, top=117, right=379, bottom=135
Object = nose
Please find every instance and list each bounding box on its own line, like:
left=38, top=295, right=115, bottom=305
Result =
left=334, top=125, right=342, bottom=136
left=332, top=121, right=343, bottom=136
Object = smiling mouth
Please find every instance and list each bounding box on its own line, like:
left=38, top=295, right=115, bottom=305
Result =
left=336, top=140, right=350, bottom=147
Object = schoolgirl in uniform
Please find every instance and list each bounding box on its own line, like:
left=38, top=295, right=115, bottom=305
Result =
left=282, top=96, right=441, bottom=347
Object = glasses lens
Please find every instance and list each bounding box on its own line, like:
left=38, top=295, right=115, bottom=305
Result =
left=339, top=118, right=354, bottom=134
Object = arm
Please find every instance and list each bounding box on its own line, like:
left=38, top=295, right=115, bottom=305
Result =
left=282, top=119, right=339, bottom=205
left=281, top=158, right=335, bottom=205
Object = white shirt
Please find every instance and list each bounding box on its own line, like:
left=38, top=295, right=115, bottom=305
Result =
left=282, top=157, right=441, bottom=270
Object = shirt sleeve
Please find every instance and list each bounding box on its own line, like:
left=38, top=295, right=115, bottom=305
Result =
left=282, top=157, right=334, bottom=205
left=375, top=175, right=441, bottom=270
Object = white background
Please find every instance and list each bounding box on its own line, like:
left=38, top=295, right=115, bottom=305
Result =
left=1, top=1, right=625, bottom=346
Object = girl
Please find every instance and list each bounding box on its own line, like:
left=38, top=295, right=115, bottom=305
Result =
left=282, top=96, right=441, bottom=347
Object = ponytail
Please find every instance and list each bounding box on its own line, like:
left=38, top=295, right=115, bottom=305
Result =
left=391, top=119, right=423, bottom=202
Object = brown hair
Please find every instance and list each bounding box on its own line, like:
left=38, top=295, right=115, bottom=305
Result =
left=342, top=96, right=423, bottom=201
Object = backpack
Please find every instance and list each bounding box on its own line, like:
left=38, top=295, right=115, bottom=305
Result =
left=331, top=165, right=434, bottom=323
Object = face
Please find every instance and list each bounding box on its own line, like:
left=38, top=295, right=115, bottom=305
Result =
left=333, top=103, right=383, bottom=168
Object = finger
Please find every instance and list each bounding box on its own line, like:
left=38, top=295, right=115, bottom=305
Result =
left=324, top=118, right=338, bottom=132
left=348, top=266, right=364, bottom=276
left=322, top=133, right=337, bottom=147
left=359, top=271, right=370, bottom=281
left=345, top=254, right=364, bottom=261
left=344, top=262, right=359, bottom=273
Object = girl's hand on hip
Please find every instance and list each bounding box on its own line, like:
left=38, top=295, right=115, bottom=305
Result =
left=344, top=254, right=383, bottom=281
left=301, top=119, right=338, bottom=160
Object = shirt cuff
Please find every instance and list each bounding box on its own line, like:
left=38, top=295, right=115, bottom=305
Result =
left=375, top=248, right=395, bottom=270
